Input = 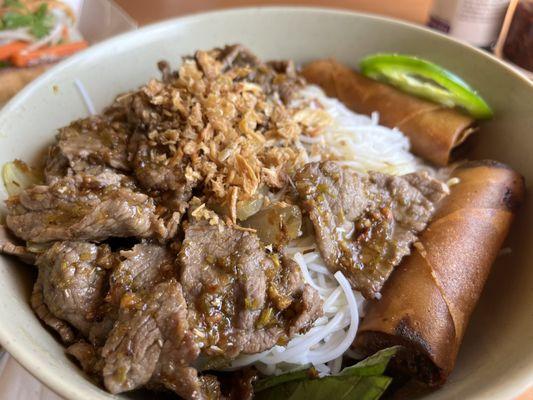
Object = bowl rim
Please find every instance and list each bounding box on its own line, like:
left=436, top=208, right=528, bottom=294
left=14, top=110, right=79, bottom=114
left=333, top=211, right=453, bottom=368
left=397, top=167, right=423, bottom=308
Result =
left=1, top=6, right=532, bottom=400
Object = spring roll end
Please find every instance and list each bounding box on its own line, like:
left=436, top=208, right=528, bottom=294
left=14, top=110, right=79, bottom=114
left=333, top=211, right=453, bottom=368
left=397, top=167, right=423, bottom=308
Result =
left=354, top=161, right=524, bottom=387
left=302, top=59, right=477, bottom=166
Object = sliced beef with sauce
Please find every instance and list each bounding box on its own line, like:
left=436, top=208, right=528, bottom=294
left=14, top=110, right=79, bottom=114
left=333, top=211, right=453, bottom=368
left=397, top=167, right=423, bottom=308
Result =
left=215, top=44, right=303, bottom=103
left=107, top=243, right=177, bottom=305
left=217, top=44, right=262, bottom=70
left=44, top=116, right=131, bottom=183
left=179, top=220, right=323, bottom=360
left=92, top=243, right=179, bottom=346
left=101, top=279, right=209, bottom=400
left=127, top=130, right=194, bottom=237
left=0, top=224, right=36, bottom=264
left=124, top=78, right=198, bottom=197
left=127, top=131, right=196, bottom=195
left=295, top=161, right=449, bottom=299
left=5, top=171, right=166, bottom=243
left=67, top=244, right=179, bottom=377
left=32, top=241, right=115, bottom=343
left=67, top=341, right=104, bottom=377
left=156, top=190, right=192, bottom=239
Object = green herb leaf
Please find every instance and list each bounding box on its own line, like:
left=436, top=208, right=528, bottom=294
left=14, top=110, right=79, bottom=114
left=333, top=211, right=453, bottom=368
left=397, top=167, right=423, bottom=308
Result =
left=0, top=60, right=10, bottom=68
left=254, top=347, right=400, bottom=400
left=254, top=366, right=317, bottom=393
left=255, top=374, right=392, bottom=400
left=30, top=4, right=53, bottom=38
left=2, top=11, right=33, bottom=29
left=340, top=346, right=401, bottom=377
left=0, top=3, right=53, bottom=38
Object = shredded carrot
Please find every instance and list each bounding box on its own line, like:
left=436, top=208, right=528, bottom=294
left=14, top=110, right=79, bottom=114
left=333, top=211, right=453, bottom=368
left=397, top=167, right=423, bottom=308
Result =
left=61, top=25, right=69, bottom=40
left=10, top=40, right=88, bottom=67
left=0, top=41, right=28, bottom=61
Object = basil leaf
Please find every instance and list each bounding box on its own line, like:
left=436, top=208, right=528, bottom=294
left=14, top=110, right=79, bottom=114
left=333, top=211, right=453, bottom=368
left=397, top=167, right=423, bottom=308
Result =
left=255, top=367, right=317, bottom=393
left=255, top=374, right=392, bottom=400
left=253, top=347, right=400, bottom=400
left=340, top=346, right=401, bottom=377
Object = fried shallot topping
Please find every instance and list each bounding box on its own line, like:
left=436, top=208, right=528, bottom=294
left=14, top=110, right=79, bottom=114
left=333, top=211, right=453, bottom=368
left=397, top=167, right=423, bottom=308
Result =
left=124, top=46, right=330, bottom=208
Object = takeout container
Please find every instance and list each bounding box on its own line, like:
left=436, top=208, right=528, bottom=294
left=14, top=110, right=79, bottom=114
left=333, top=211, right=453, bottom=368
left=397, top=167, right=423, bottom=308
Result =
left=75, top=0, right=137, bottom=44
left=0, top=7, right=532, bottom=400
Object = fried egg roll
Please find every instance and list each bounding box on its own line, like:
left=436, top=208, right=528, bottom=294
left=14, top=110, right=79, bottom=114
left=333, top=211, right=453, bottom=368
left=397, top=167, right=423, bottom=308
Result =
left=301, top=59, right=476, bottom=166
left=353, top=160, right=525, bottom=386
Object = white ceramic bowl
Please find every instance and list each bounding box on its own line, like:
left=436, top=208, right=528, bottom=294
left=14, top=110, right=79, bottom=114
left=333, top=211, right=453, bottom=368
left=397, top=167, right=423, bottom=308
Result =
left=0, top=7, right=532, bottom=400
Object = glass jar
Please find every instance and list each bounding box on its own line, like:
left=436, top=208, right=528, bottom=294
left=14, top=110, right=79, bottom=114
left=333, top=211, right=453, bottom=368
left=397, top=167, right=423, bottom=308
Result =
left=428, top=0, right=510, bottom=48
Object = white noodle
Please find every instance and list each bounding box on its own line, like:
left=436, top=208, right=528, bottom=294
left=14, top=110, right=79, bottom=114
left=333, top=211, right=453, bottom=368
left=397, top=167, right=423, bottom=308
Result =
left=74, top=80, right=96, bottom=116
left=306, top=272, right=359, bottom=365
left=327, top=355, right=344, bottom=375
left=296, top=85, right=425, bottom=175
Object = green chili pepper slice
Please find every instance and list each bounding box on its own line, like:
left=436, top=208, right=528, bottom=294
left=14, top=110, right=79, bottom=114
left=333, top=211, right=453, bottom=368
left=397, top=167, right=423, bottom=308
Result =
left=359, top=53, right=493, bottom=119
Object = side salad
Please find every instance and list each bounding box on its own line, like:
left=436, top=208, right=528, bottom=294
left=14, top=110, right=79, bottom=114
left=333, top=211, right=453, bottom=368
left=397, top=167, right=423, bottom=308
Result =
left=0, top=0, right=87, bottom=68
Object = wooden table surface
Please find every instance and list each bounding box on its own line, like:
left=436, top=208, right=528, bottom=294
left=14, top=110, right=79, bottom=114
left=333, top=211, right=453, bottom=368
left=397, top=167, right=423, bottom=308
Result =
left=1, top=1, right=532, bottom=399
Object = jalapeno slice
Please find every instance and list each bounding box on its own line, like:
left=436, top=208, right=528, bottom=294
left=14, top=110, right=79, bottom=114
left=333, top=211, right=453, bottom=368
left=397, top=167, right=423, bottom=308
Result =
left=359, top=53, right=493, bottom=119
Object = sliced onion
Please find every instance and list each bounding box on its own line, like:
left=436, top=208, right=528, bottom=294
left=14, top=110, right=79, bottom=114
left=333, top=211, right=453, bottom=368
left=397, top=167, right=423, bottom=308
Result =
left=2, top=160, right=42, bottom=196
left=26, top=241, right=53, bottom=254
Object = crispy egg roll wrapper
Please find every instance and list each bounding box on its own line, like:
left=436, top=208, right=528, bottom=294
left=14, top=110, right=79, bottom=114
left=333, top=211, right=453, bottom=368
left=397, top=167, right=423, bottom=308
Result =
left=354, top=160, right=525, bottom=386
left=301, top=59, right=476, bottom=166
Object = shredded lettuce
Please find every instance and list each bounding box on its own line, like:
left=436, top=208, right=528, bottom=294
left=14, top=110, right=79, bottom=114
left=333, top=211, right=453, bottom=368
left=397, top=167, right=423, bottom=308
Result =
left=254, top=347, right=400, bottom=400
left=0, top=2, right=54, bottom=38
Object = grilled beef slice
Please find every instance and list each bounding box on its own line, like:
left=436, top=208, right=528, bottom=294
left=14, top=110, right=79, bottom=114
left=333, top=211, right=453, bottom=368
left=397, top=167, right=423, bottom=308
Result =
left=101, top=279, right=207, bottom=399
left=0, top=224, right=35, bottom=264
left=44, top=111, right=131, bottom=183
left=32, top=241, right=114, bottom=343
left=63, top=243, right=180, bottom=379
left=66, top=341, right=104, bottom=377
left=295, top=161, right=448, bottom=299
left=179, top=220, right=323, bottom=359
left=108, top=243, right=177, bottom=305
left=5, top=171, right=166, bottom=243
